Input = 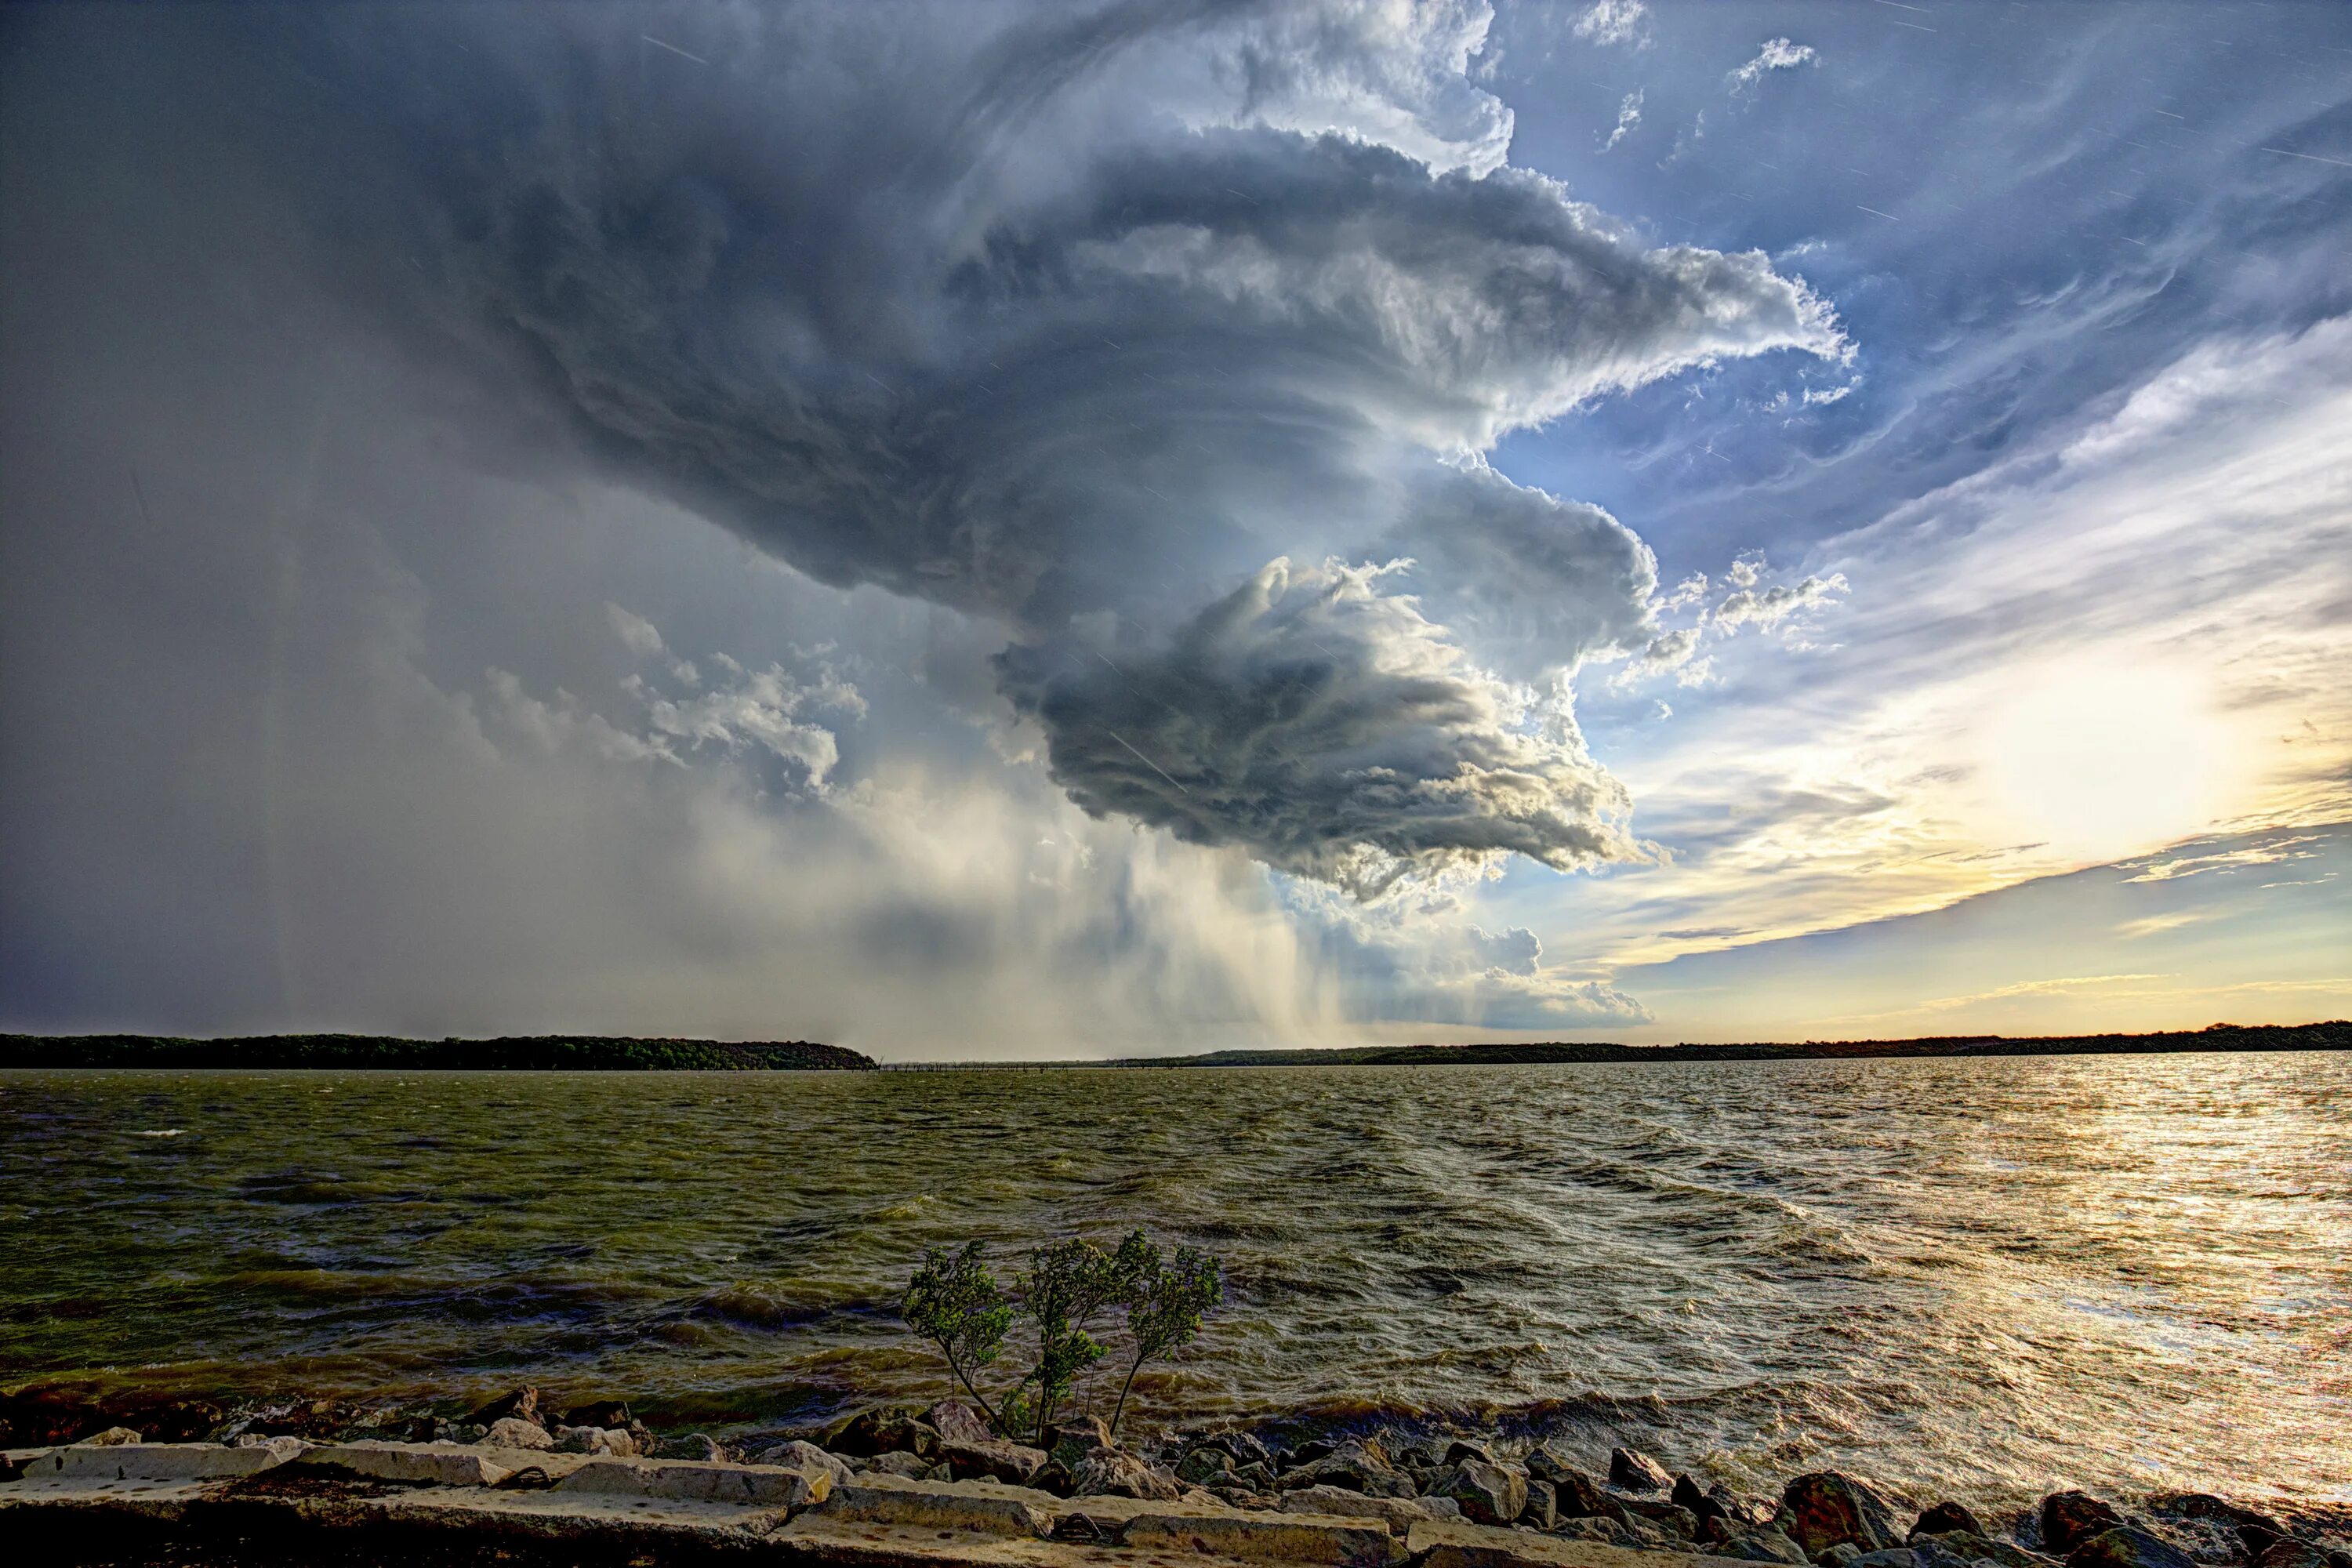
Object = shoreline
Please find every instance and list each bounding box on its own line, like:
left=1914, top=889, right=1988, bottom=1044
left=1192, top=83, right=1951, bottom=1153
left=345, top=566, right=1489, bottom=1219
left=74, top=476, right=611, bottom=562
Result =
left=2, top=1020, right=2345, bottom=1071
left=7, top=1389, right=2349, bottom=1568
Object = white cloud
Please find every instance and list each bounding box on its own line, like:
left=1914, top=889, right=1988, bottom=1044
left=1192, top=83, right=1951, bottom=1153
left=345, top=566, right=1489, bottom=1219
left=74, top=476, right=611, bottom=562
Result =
left=1728, top=37, right=1818, bottom=98
left=1571, top=0, right=1650, bottom=49
left=1601, top=89, right=1642, bottom=151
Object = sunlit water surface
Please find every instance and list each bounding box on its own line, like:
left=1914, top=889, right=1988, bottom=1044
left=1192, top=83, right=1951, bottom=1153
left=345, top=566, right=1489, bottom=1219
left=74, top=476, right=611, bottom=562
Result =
left=4, top=1054, right=2347, bottom=1506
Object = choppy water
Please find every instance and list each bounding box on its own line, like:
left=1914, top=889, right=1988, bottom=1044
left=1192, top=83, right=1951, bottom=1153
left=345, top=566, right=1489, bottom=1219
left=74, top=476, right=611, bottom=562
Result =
left=3, top=1053, right=2348, bottom=1507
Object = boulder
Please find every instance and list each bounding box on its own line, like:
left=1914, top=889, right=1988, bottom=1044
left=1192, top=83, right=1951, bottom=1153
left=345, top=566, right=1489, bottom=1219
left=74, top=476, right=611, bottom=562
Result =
left=1196, top=1430, right=1278, bottom=1471
left=861, top=1450, right=931, bottom=1478
left=560, top=1399, right=630, bottom=1429
left=466, top=1387, right=539, bottom=1428
left=823, top=1405, right=942, bottom=1459
left=485, top=1417, right=554, bottom=1451
left=2043, top=1495, right=2128, bottom=1557
left=1778, top=1472, right=1903, bottom=1560
left=764, top=1439, right=854, bottom=1490
left=552, top=1425, right=637, bottom=1457
left=1620, top=1496, right=1701, bottom=1540
left=1915, top=1504, right=1991, bottom=1541
left=1823, top=1547, right=1866, bottom=1568
left=1215, top=1486, right=1283, bottom=1512
left=2251, top=1544, right=2332, bottom=1568
left=1429, top=1457, right=1529, bottom=1528
left=1069, top=1444, right=1182, bottom=1501
left=1281, top=1443, right=1414, bottom=1498
left=1521, top=1480, right=1558, bottom=1530
left=74, top=1426, right=143, bottom=1446
left=1851, top=1552, right=1926, bottom=1568
left=1914, top=1529, right=2063, bottom=1568
left=1678, top=1473, right=1734, bottom=1533
left=1446, top=1439, right=1502, bottom=1468
left=926, top=1399, right=997, bottom=1446
left=1612, top=1446, right=1677, bottom=1493
left=1543, top=1476, right=1637, bottom=1533
left=2067, top=1528, right=2198, bottom=1568
left=657, top=1433, right=727, bottom=1462
left=1550, top=1517, right=1637, bottom=1547
left=1179, top=1446, right=1236, bottom=1486
left=808, top=1475, right=1058, bottom=1540
left=1722, top=1530, right=1824, bottom=1565
left=942, top=1436, right=1050, bottom=1486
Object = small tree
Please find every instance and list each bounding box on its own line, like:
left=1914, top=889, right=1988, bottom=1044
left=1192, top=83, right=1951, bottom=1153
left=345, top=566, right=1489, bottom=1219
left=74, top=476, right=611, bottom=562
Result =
left=901, top=1240, right=1014, bottom=1433
left=1017, top=1234, right=1142, bottom=1446
left=1108, top=1240, right=1222, bottom=1439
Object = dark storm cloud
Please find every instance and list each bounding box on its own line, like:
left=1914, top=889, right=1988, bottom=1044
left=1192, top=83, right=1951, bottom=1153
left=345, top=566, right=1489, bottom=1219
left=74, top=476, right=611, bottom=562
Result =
left=188, top=0, right=1835, bottom=888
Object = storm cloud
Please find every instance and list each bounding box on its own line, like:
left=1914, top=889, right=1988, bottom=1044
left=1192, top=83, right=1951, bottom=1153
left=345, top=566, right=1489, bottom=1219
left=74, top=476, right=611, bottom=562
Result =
left=183, top=0, right=1838, bottom=890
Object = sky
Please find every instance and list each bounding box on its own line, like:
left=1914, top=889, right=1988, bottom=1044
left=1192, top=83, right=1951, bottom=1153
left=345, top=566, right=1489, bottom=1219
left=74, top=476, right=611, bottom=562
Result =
left=1, top=0, right=2346, bottom=1058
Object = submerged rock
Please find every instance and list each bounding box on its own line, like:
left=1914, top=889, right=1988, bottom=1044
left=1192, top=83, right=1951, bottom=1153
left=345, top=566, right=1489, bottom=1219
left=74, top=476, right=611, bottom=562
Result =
left=1613, top=1446, right=1677, bottom=1493
left=2044, top=1496, right=2129, bottom=1557
left=1778, top=1472, right=1903, bottom=1561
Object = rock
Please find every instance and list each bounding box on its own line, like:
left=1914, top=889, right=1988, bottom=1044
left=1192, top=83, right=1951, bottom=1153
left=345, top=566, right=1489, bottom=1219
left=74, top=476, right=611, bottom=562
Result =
left=1124, top=1506, right=1409, bottom=1567
left=1679, top=1474, right=1734, bottom=1531
left=2067, top=1528, right=2199, bottom=1568
left=1520, top=1480, right=1558, bottom=1531
left=295, top=1439, right=575, bottom=1488
left=1722, top=1530, right=1820, bottom=1564
left=1180, top=1446, right=1236, bottom=1485
left=1071, top=1444, right=1182, bottom=1501
left=2251, top=1544, right=2332, bottom=1568
left=74, top=1426, right=143, bottom=1446
left=1620, top=1496, right=1701, bottom=1540
left=1429, top=1457, right=1530, bottom=1528
left=1446, top=1439, right=1502, bottom=1468
left=552, top=1425, right=637, bottom=1457
left=485, top=1417, right=554, bottom=1451
left=2043, top=1495, right=2129, bottom=1557
left=823, top=1405, right=942, bottom=1459
left=27, top=1439, right=304, bottom=1483
left=810, top=1474, right=1057, bottom=1539
left=1611, top=1446, right=1676, bottom=1493
left=656, top=1433, right=727, bottom=1462
left=559, top=1399, right=630, bottom=1429
left=941, top=1436, right=1050, bottom=1486
left=926, top=1399, right=996, bottom=1446
left=1215, top=1486, right=1283, bottom=1511
left=554, top=1455, right=830, bottom=1507
left=1198, top=1431, right=1279, bottom=1471
left=1823, top=1547, right=1866, bottom=1568
left=861, top=1450, right=931, bottom=1478
left=1549, top=1517, right=1636, bottom=1546
left=1282, top=1443, right=1414, bottom=1499
left=1852, top=1552, right=1926, bottom=1568
left=1778, top=1472, right=1904, bottom=1561
left=1915, top=1504, right=1991, bottom=1541
left=1914, top=1529, right=2064, bottom=1568
left=763, top=1439, right=853, bottom=1490
left=466, top=1386, right=540, bottom=1428
left=1283, top=1484, right=1463, bottom=1534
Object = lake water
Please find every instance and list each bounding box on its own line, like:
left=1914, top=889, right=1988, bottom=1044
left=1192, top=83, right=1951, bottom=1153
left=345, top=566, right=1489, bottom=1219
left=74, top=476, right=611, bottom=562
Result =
left=3, top=1052, right=2347, bottom=1507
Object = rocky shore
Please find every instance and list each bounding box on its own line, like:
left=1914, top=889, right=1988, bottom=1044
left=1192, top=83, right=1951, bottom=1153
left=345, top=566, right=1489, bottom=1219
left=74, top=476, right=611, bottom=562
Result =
left=5, top=1387, right=2347, bottom=1568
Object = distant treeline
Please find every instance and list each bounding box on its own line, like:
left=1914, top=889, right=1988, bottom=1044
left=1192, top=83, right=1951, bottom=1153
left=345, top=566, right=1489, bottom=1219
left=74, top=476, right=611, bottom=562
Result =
left=1112, top=1020, right=2350, bottom=1069
left=0, top=1033, right=878, bottom=1071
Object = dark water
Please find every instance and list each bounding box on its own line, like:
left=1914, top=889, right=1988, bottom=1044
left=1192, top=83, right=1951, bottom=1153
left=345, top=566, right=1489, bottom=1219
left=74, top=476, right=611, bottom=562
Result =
left=4, top=1053, right=2347, bottom=1506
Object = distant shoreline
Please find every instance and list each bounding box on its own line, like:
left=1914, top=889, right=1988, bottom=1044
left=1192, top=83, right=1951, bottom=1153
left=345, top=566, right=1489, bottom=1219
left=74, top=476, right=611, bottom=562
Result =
left=0, top=1021, right=2343, bottom=1070
left=0, top=1033, right=879, bottom=1071
left=1098, top=1020, right=2348, bottom=1069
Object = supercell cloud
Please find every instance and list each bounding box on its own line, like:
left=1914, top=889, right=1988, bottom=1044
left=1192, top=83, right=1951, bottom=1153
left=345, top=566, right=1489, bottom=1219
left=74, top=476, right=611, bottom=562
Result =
left=187, top=0, right=1841, bottom=891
